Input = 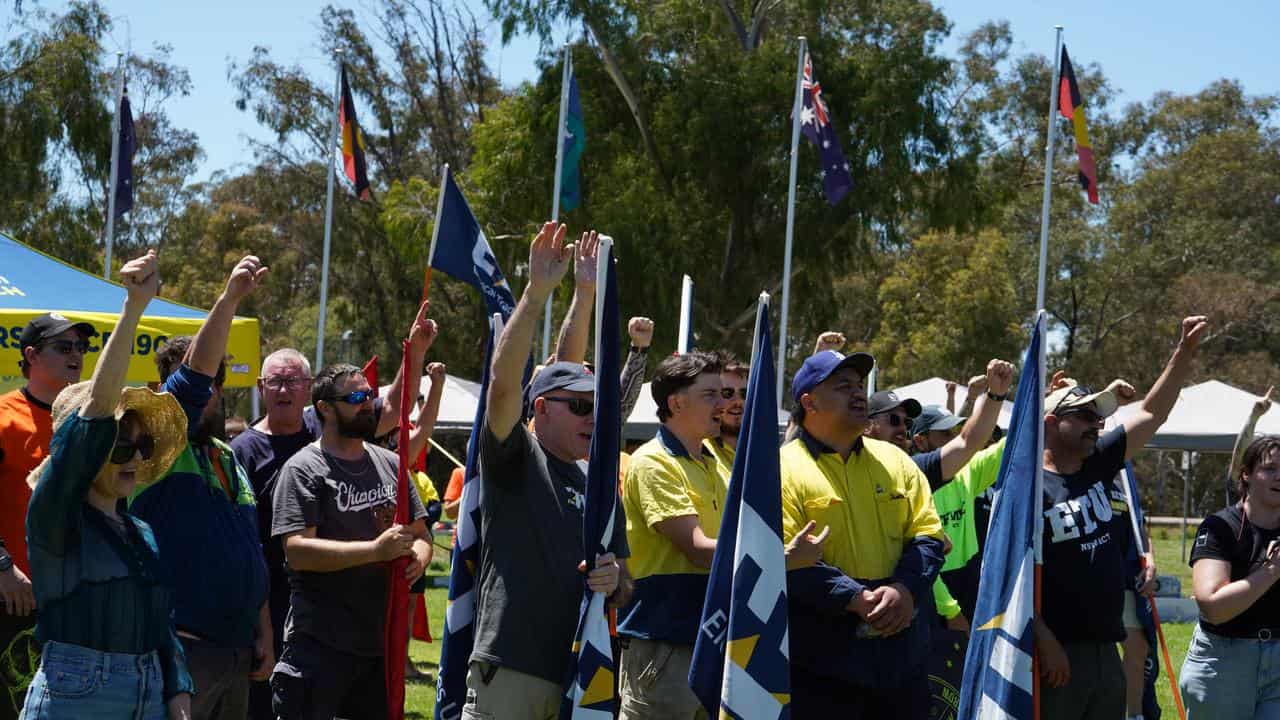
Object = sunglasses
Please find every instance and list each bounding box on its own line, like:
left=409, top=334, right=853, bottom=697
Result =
left=1050, top=386, right=1094, bottom=416
left=869, top=412, right=912, bottom=429
left=328, top=390, right=375, bottom=405
left=1055, top=407, right=1103, bottom=424
left=110, top=434, right=155, bottom=464
left=42, top=339, right=90, bottom=355
left=543, top=396, right=594, bottom=416
left=719, top=387, right=747, bottom=400
left=261, top=375, right=310, bottom=391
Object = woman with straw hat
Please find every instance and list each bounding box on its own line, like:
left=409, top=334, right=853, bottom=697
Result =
left=20, top=250, right=194, bottom=720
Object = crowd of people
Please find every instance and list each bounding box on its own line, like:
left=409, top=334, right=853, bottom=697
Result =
left=0, top=226, right=1275, bottom=720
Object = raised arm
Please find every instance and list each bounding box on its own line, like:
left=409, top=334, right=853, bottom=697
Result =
left=185, top=255, right=268, bottom=377
left=376, top=301, right=438, bottom=437
left=1229, top=387, right=1273, bottom=482
left=84, top=251, right=159, bottom=417
left=551, top=231, right=599, bottom=363
left=406, top=362, right=446, bottom=461
left=938, top=360, right=1014, bottom=479
left=487, top=222, right=571, bottom=440
left=620, top=316, right=653, bottom=421
left=1121, top=316, right=1208, bottom=459
left=812, top=331, right=845, bottom=355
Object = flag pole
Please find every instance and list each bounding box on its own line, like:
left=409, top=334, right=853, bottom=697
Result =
left=544, top=43, right=571, bottom=361
left=777, top=36, right=806, bottom=409
left=677, top=274, right=693, bottom=353
left=103, top=52, right=124, bottom=278
left=422, top=164, right=450, bottom=303
left=1036, top=27, right=1064, bottom=312
left=316, top=54, right=343, bottom=370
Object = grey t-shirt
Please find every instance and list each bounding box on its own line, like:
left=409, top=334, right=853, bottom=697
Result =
left=471, top=424, right=629, bottom=684
left=271, top=442, right=427, bottom=657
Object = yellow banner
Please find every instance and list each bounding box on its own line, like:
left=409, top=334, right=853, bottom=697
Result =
left=0, top=310, right=261, bottom=388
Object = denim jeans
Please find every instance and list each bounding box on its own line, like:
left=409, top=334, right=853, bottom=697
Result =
left=19, top=640, right=166, bottom=720
left=1180, top=623, right=1280, bottom=719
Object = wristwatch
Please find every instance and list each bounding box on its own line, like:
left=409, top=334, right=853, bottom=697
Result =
left=0, top=552, right=13, bottom=574
left=630, top=345, right=649, bottom=355
left=987, top=390, right=1008, bottom=401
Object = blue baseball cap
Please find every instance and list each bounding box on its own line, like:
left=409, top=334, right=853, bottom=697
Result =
left=791, top=350, right=875, bottom=402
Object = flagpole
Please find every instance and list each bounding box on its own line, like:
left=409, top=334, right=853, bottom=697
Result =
left=316, top=54, right=343, bottom=370
left=103, top=52, right=124, bottom=278
left=678, top=274, right=693, bottom=353
left=1036, top=26, right=1064, bottom=312
left=750, top=292, right=768, bottom=369
left=544, top=43, right=571, bottom=361
left=777, top=36, right=806, bottom=410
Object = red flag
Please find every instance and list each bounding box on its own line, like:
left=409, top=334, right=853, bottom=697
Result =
left=362, top=356, right=379, bottom=397
left=412, top=594, right=433, bottom=642
left=383, top=341, right=412, bottom=719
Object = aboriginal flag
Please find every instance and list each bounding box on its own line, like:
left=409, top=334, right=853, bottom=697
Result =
left=1058, top=46, right=1099, bottom=204
left=340, top=64, right=371, bottom=200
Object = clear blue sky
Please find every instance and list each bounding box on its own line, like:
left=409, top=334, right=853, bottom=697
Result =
left=63, top=0, right=1280, bottom=182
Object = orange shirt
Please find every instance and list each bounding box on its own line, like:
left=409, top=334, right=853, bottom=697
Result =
left=444, top=466, right=465, bottom=504
left=0, top=388, right=53, bottom=576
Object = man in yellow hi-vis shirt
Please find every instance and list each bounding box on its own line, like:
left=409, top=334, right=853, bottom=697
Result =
left=617, top=351, right=727, bottom=720
left=781, top=349, right=946, bottom=720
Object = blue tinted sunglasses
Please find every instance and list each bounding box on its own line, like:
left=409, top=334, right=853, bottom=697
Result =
left=329, top=390, right=374, bottom=405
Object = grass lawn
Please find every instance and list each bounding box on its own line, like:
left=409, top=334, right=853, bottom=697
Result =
left=401, top=534, right=1203, bottom=717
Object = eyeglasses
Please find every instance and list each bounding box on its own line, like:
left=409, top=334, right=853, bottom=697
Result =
left=719, top=387, right=747, bottom=400
left=110, top=434, right=155, bottom=464
left=41, top=339, right=90, bottom=355
left=261, top=376, right=310, bottom=391
left=543, top=396, right=594, bottom=416
left=328, top=390, right=375, bottom=405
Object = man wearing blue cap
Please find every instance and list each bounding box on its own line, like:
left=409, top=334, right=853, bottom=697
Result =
left=780, top=349, right=946, bottom=719
left=466, top=222, right=626, bottom=720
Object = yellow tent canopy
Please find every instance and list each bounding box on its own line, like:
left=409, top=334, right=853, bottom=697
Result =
left=0, top=233, right=260, bottom=388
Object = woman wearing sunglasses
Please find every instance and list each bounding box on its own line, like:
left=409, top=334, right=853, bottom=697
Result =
left=21, top=250, right=194, bottom=720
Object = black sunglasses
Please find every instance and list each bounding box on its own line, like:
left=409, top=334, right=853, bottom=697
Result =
left=869, top=412, right=912, bottom=429
left=543, top=396, right=594, bottom=416
left=110, top=434, right=155, bottom=464
left=42, top=339, right=90, bottom=355
left=328, top=390, right=375, bottom=405
left=719, top=387, right=747, bottom=400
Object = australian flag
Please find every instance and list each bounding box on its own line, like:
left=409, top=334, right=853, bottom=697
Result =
left=957, top=312, right=1043, bottom=720
left=689, top=293, right=790, bottom=720
left=430, top=167, right=517, bottom=318
left=799, top=53, right=852, bottom=205
left=434, top=314, right=501, bottom=720
left=560, top=240, right=621, bottom=719
left=113, top=90, right=135, bottom=217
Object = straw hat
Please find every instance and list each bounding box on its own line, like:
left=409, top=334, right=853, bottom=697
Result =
left=26, top=381, right=188, bottom=492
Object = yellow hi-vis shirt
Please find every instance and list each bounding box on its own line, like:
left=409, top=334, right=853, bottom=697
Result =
left=704, top=436, right=736, bottom=484
left=617, top=426, right=727, bottom=643
left=780, top=431, right=944, bottom=581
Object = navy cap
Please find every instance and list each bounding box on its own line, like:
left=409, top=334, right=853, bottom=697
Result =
left=868, top=390, right=922, bottom=419
left=912, top=405, right=964, bottom=437
left=528, top=361, right=595, bottom=400
left=19, top=313, right=97, bottom=349
left=791, top=350, right=875, bottom=402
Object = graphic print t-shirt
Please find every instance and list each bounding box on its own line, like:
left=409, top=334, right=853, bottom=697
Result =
left=271, top=442, right=426, bottom=656
left=1041, top=427, right=1131, bottom=644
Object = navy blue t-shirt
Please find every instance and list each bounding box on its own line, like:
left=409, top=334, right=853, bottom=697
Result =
left=912, top=448, right=944, bottom=491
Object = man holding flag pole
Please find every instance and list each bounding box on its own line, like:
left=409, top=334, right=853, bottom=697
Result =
left=463, top=222, right=625, bottom=719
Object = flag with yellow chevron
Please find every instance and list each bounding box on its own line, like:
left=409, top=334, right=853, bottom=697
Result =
left=689, top=292, right=791, bottom=720
left=957, top=312, right=1044, bottom=720
left=560, top=239, right=623, bottom=719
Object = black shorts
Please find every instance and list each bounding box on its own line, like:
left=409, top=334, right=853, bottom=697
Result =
left=270, top=633, right=387, bottom=720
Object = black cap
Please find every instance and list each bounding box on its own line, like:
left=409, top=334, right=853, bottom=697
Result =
left=19, top=313, right=97, bottom=350
left=911, top=405, right=965, bottom=437
left=528, top=361, right=595, bottom=400
left=868, top=390, right=922, bottom=419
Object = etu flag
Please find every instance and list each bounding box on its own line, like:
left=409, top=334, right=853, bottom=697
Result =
left=428, top=167, right=517, bottom=318
left=561, top=239, right=622, bottom=719
left=689, top=293, right=791, bottom=720
left=957, top=312, right=1044, bottom=720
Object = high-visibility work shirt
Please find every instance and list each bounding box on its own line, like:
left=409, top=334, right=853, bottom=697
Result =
left=780, top=431, right=944, bottom=582
left=931, top=439, right=1006, bottom=619
left=617, top=426, right=727, bottom=644
left=704, top=436, right=736, bottom=485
